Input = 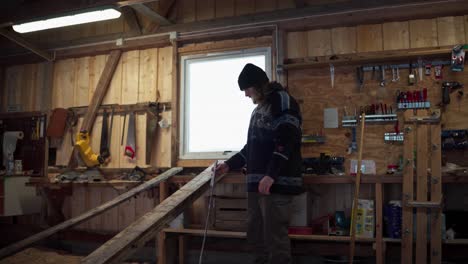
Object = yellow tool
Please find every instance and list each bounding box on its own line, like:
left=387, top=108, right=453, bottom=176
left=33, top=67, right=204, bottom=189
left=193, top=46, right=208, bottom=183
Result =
left=75, top=130, right=104, bottom=167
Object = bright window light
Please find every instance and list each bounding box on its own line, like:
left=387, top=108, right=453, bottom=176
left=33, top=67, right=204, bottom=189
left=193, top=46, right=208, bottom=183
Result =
left=180, top=48, right=271, bottom=159
left=12, top=8, right=121, bottom=33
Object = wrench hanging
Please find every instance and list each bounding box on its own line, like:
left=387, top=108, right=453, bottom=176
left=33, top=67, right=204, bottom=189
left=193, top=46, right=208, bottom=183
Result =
left=380, top=65, right=386, bottom=87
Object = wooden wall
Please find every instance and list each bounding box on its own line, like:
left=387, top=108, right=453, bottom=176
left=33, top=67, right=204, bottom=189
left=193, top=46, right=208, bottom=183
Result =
left=286, top=15, right=468, bottom=176
left=2, top=47, right=174, bottom=169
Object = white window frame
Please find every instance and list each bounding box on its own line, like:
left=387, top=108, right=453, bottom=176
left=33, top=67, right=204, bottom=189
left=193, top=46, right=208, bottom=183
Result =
left=179, top=47, right=272, bottom=160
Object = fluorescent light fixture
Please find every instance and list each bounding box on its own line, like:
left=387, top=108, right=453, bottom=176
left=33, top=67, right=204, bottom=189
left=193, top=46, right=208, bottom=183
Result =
left=12, top=8, right=121, bottom=33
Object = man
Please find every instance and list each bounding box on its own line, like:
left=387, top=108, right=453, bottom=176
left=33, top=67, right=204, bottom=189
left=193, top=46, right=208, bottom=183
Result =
left=215, top=63, right=303, bottom=264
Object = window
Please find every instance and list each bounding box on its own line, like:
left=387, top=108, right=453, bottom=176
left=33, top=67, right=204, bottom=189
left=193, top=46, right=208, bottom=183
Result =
left=180, top=47, right=272, bottom=159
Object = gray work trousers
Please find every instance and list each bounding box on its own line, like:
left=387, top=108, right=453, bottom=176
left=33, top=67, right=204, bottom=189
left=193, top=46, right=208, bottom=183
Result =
left=247, top=192, right=292, bottom=264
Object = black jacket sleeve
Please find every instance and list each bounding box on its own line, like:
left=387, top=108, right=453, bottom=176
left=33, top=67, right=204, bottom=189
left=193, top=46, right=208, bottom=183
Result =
left=225, top=144, right=247, bottom=170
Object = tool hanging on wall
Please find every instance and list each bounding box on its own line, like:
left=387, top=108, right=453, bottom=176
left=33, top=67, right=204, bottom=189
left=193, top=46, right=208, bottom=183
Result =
left=125, top=112, right=136, bottom=159
left=418, top=59, right=423, bottom=81
left=356, top=66, right=364, bottom=91
left=441, top=81, right=464, bottom=106
left=425, top=63, right=432, bottom=76
left=391, top=66, right=400, bottom=82
left=434, top=65, right=443, bottom=79
left=330, top=64, right=335, bottom=88
left=380, top=65, right=386, bottom=87
left=408, top=62, right=416, bottom=85
left=100, top=110, right=110, bottom=160
left=121, top=113, right=127, bottom=146
left=451, top=45, right=465, bottom=72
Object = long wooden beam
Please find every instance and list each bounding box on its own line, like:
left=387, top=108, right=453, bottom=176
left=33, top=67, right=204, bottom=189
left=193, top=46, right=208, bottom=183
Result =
left=82, top=163, right=223, bottom=264
left=130, top=4, right=172, bottom=25
left=0, top=167, right=182, bottom=260
left=121, top=6, right=142, bottom=35
left=0, top=28, right=53, bottom=61
left=67, top=49, right=121, bottom=168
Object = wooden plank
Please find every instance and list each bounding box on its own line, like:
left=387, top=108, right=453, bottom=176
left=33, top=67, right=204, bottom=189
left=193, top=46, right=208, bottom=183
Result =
left=53, top=59, right=75, bottom=166
left=235, top=0, right=255, bottom=16
left=82, top=164, right=222, bottom=264
left=416, top=111, right=428, bottom=264
left=74, top=56, right=91, bottom=107
left=401, top=111, right=415, bottom=264
left=216, top=0, right=235, bottom=19
left=138, top=48, right=158, bottom=102
left=196, top=0, right=215, bottom=21
left=0, top=28, right=54, bottom=61
left=284, top=45, right=454, bottom=70
left=331, top=27, right=356, bottom=54
left=102, top=188, right=120, bottom=232
left=121, top=6, right=142, bottom=35
left=81, top=50, right=122, bottom=132
left=121, top=50, right=140, bottom=105
left=430, top=124, right=442, bottom=264
left=136, top=113, right=148, bottom=167
left=255, top=0, right=276, bottom=13
left=178, top=0, right=196, bottom=23
left=157, top=46, right=173, bottom=103
left=286, top=31, right=307, bottom=59
left=277, top=0, right=295, bottom=9
left=409, top=19, right=438, bottom=48
left=437, top=16, right=466, bottom=46
left=383, top=21, right=409, bottom=50
left=67, top=50, right=121, bottom=168
left=131, top=4, right=172, bottom=26
left=157, top=180, right=169, bottom=264
left=0, top=167, right=182, bottom=259
left=349, top=114, right=366, bottom=263
left=375, top=183, right=384, bottom=264
left=357, top=24, right=383, bottom=53
left=306, top=29, right=332, bottom=57
left=34, top=62, right=54, bottom=111
left=170, top=42, right=178, bottom=168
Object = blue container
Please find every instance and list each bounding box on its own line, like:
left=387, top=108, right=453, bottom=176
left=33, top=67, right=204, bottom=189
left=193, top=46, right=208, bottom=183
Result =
left=384, top=200, right=402, bottom=238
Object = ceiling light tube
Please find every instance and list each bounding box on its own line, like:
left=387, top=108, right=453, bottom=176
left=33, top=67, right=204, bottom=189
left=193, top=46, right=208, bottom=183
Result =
left=12, top=8, right=121, bottom=33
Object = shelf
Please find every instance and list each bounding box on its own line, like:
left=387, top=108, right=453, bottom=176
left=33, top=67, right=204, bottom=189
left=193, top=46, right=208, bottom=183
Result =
left=283, top=45, right=454, bottom=70
left=342, top=114, right=397, bottom=127
left=163, top=228, right=375, bottom=243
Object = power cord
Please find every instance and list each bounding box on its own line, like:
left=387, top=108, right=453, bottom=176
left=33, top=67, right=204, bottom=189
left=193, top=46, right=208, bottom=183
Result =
left=198, top=161, right=217, bottom=264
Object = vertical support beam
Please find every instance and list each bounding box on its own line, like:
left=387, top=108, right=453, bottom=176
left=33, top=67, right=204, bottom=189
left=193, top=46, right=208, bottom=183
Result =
left=375, top=183, right=384, bottom=264
left=401, top=111, right=415, bottom=264
left=0, top=66, right=5, bottom=112
left=170, top=41, right=179, bottom=167
left=416, top=110, right=428, bottom=264
left=178, top=235, right=186, bottom=264
left=430, top=123, right=442, bottom=264
left=276, top=28, right=287, bottom=87
left=157, top=180, right=169, bottom=264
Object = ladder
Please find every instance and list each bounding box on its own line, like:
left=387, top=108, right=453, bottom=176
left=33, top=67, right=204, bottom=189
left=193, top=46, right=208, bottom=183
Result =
left=401, top=109, right=442, bottom=264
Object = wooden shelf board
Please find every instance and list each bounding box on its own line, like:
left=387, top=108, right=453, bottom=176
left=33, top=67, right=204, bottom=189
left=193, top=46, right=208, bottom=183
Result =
left=283, top=46, right=454, bottom=70
left=163, top=228, right=375, bottom=243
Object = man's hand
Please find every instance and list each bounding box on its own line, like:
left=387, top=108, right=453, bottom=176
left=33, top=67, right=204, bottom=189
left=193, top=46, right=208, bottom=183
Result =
left=214, top=162, right=230, bottom=175
left=258, top=175, right=274, bottom=195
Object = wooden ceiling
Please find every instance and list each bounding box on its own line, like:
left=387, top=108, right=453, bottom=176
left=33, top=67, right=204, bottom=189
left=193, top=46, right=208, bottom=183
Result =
left=1, top=0, right=468, bottom=64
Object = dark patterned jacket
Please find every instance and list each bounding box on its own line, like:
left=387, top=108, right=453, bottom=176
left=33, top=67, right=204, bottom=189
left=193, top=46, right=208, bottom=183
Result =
left=225, top=82, right=303, bottom=194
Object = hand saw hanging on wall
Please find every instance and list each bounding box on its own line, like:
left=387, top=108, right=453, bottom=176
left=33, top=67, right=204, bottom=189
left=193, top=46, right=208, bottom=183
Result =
left=125, top=112, right=136, bottom=159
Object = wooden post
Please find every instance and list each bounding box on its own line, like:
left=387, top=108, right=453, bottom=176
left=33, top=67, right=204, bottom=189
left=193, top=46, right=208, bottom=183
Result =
left=430, top=123, right=442, bottom=264
left=375, top=183, right=384, bottom=264
left=178, top=235, right=186, bottom=264
left=349, top=113, right=366, bottom=264
left=157, top=180, right=168, bottom=264
left=401, top=111, right=415, bottom=264
left=416, top=110, right=428, bottom=264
